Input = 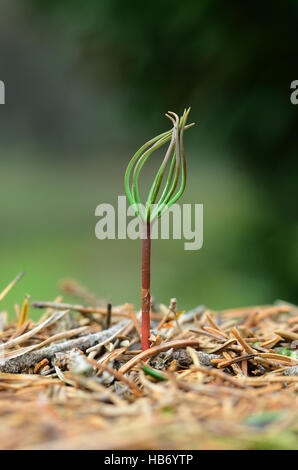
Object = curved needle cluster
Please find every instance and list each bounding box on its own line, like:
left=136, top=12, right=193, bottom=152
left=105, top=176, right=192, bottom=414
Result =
left=125, top=108, right=194, bottom=223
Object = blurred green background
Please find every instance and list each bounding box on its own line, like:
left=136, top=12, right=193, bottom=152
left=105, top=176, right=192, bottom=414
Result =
left=0, top=0, right=297, bottom=318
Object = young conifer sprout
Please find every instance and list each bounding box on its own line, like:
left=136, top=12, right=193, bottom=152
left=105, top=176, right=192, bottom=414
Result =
left=125, top=108, right=194, bottom=350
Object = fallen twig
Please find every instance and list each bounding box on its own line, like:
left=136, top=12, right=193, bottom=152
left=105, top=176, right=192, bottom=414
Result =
left=274, top=329, right=298, bottom=342
left=3, top=310, right=69, bottom=350
left=31, top=301, right=129, bottom=318
left=0, top=319, right=129, bottom=373
left=0, top=272, right=25, bottom=303
left=119, top=339, right=200, bottom=374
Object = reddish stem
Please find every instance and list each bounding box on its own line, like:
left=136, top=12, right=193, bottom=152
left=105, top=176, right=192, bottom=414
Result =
left=141, top=221, right=151, bottom=351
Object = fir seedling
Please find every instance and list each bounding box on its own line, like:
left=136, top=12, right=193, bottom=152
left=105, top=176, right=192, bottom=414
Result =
left=125, top=109, right=194, bottom=350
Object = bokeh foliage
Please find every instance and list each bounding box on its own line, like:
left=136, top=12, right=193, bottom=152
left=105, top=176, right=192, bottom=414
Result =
left=0, top=0, right=297, bottom=316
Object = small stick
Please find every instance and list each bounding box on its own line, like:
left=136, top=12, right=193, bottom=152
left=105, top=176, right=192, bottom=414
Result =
left=127, top=306, right=142, bottom=338
left=106, top=303, right=112, bottom=329
left=217, top=353, right=256, bottom=369
left=261, top=335, right=281, bottom=348
left=203, top=326, right=228, bottom=339
left=183, top=364, right=246, bottom=388
left=3, top=310, right=68, bottom=350
left=259, top=352, right=298, bottom=364
left=119, top=350, right=142, bottom=356
left=157, top=298, right=180, bottom=331
left=0, top=272, right=25, bottom=303
left=17, top=296, right=30, bottom=330
left=86, top=322, right=129, bottom=353
left=87, top=358, right=142, bottom=396
left=69, top=374, right=126, bottom=407
left=31, top=301, right=128, bottom=318
left=187, top=346, right=200, bottom=367
left=256, top=306, right=291, bottom=322
left=59, top=278, right=106, bottom=306
left=243, top=310, right=258, bottom=328
left=205, top=311, right=227, bottom=336
left=157, top=306, right=171, bottom=330
left=96, top=346, right=127, bottom=365
left=0, top=319, right=129, bottom=374
left=171, top=298, right=182, bottom=333
left=209, top=339, right=237, bottom=354
left=231, top=327, right=256, bottom=355
left=222, top=351, right=244, bottom=376
left=241, top=359, right=248, bottom=375
left=33, top=359, right=49, bottom=374
left=274, top=329, right=298, bottom=342
left=119, top=339, right=200, bottom=374
left=39, top=295, right=63, bottom=322
left=9, top=320, right=31, bottom=341
left=190, top=328, right=226, bottom=341
left=4, top=325, right=89, bottom=361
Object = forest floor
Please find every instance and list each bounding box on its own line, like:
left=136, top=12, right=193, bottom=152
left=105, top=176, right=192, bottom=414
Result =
left=0, top=275, right=297, bottom=450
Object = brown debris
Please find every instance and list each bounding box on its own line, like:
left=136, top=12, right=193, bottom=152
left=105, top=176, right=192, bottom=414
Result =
left=0, top=278, right=297, bottom=449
